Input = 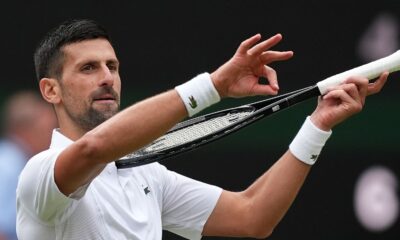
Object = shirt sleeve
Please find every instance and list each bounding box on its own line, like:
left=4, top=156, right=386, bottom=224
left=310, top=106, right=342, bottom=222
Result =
left=16, top=149, right=79, bottom=224
left=159, top=165, right=222, bottom=240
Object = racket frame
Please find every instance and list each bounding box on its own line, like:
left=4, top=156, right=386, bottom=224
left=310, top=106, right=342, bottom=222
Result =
left=116, top=85, right=320, bottom=168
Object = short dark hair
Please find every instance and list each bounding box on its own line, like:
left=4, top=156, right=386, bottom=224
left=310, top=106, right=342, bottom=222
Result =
left=33, top=19, right=111, bottom=81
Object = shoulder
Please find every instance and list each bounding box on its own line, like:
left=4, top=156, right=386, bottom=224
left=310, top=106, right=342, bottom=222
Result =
left=17, top=148, right=72, bottom=222
left=17, top=149, right=62, bottom=196
left=23, top=149, right=62, bottom=175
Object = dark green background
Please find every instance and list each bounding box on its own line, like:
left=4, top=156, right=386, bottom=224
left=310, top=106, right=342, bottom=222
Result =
left=1, top=1, right=399, bottom=239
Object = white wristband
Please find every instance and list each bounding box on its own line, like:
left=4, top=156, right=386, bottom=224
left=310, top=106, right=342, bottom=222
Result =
left=289, top=116, right=332, bottom=165
left=175, top=72, right=221, bottom=117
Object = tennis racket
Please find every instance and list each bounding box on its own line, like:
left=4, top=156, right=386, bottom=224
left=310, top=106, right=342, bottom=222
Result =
left=116, top=50, right=400, bottom=169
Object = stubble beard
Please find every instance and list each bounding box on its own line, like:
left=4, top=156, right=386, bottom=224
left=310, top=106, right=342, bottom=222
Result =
left=61, top=83, right=121, bottom=132
left=64, top=101, right=119, bottom=132
left=63, top=95, right=120, bottom=132
left=78, top=104, right=119, bottom=132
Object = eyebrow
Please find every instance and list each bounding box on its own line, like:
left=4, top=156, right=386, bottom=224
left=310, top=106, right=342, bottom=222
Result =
left=76, top=58, right=119, bottom=67
left=106, top=59, right=120, bottom=65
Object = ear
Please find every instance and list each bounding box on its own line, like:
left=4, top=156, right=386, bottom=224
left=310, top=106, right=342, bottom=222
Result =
left=39, top=78, right=61, bottom=104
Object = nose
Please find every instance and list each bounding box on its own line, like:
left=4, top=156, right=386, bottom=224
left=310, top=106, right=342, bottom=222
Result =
left=99, top=65, right=114, bottom=87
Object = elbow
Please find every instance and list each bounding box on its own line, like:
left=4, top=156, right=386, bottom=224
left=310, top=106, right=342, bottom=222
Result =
left=241, top=207, right=275, bottom=238
left=74, top=132, right=107, bottom=164
left=246, top=225, right=274, bottom=239
left=241, top=200, right=275, bottom=239
left=256, top=229, right=274, bottom=239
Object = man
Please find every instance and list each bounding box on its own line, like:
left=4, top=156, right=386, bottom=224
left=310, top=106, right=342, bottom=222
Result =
left=16, top=19, right=388, bottom=239
left=0, top=90, right=57, bottom=240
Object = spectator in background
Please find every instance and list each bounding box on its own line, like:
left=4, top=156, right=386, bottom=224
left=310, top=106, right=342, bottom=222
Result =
left=0, top=90, right=57, bottom=240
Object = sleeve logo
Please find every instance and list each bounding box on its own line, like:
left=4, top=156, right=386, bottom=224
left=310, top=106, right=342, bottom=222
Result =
left=188, top=96, right=198, bottom=109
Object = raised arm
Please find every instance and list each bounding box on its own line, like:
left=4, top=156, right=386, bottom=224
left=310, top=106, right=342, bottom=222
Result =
left=202, top=74, right=388, bottom=238
left=55, top=90, right=187, bottom=195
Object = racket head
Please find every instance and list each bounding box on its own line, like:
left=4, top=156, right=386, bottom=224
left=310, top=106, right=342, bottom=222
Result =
left=115, top=85, right=319, bottom=168
left=116, top=106, right=257, bottom=168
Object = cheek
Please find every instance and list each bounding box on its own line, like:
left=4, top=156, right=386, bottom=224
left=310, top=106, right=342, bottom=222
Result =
left=115, top=76, right=121, bottom=88
left=116, top=82, right=122, bottom=94
left=61, top=88, right=90, bottom=113
left=114, top=78, right=122, bottom=94
left=62, top=79, right=93, bottom=100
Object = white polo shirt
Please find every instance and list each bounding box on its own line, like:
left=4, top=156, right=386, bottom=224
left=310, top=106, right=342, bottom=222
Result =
left=16, top=130, right=222, bottom=240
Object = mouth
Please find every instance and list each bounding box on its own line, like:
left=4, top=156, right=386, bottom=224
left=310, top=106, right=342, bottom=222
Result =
left=91, top=87, right=120, bottom=107
left=93, top=94, right=117, bottom=104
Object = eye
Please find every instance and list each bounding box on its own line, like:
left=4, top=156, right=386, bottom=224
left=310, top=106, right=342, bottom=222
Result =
left=107, top=63, right=119, bottom=72
left=81, top=64, right=95, bottom=72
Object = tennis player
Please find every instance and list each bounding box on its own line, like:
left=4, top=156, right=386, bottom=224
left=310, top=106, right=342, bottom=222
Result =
left=16, top=19, right=388, bottom=239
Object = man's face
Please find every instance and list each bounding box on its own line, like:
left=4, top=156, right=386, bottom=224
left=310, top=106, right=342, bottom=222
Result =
left=58, top=38, right=121, bottom=132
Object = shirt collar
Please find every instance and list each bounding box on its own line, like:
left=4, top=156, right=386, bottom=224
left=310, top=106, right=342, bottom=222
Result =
left=49, top=129, right=74, bottom=149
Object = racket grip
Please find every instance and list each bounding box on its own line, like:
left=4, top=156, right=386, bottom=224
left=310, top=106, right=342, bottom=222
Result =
left=317, top=50, right=400, bottom=95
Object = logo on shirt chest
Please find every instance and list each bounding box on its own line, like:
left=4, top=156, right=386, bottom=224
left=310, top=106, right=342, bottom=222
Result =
left=141, top=184, right=151, bottom=195
left=144, top=186, right=151, bottom=195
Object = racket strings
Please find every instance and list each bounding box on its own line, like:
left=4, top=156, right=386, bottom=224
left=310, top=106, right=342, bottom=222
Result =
left=128, top=110, right=254, bottom=157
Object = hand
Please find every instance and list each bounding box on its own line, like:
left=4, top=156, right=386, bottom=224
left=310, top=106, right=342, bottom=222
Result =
left=310, top=72, right=388, bottom=131
left=210, top=34, right=293, bottom=98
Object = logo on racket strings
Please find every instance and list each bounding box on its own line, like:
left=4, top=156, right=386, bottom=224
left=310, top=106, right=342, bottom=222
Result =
left=188, top=96, right=198, bottom=109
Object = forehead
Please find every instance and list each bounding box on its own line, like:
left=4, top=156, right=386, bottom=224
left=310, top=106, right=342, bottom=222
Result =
left=62, top=38, right=118, bottom=64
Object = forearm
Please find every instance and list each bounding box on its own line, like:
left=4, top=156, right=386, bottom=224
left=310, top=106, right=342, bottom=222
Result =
left=204, top=117, right=331, bottom=238
left=56, top=89, right=187, bottom=194
left=203, top=151, right=310, bottom=238
left=242, top=75, right=387, bottom=229
left=85, top=89, right=187, bottom=161
left=242, top=151, right=311, bottom=233
left=239, top=116, right=331, bottom=236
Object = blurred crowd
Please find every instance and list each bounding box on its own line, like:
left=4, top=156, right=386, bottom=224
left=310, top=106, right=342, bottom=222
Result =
left=0, top=90, right=57, bottom=240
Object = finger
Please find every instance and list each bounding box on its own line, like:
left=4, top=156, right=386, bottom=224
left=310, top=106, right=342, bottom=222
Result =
left=344, top=76, right=369, bottom=105
left=250, top=84, right=279, bottom=96
left=261, top=65, right=279, bottom=91
left=343, top=83, right=363, bottom=106
left=324, top=76, right=367, bottom=97
left=325, top=83, right=361, bottom=105
left=260, top=51, right=294, bottom=64
left=247, top=34, right=283, bottom=56
left=323, top=88, right=362, bottom=112
left=367, top=72, right=389, bottom=96
left=322, top=89, right=361, bottom=109
left=237, top=34, right=262, bottom=55
left=322, top=89, right=349, bottom=102
left=358, top=80, right=368, bottom=101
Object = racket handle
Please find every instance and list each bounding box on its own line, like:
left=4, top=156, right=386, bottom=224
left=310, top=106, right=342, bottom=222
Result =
left=317, top=50, right=400, bottom=95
